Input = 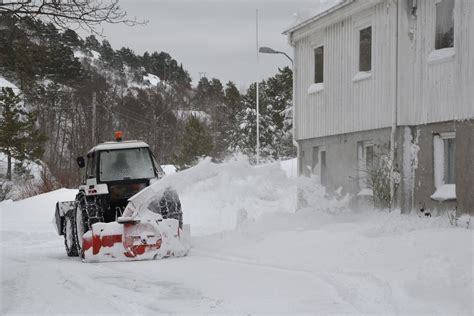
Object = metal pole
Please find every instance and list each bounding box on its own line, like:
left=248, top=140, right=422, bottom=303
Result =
left=256, top=9, right=260, bottom=165
left=92, top=91, right=97, bottom=144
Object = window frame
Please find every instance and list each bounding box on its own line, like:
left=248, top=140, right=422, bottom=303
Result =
left=313, top=45, right=324, bottom=84
left=433, top=132, right=456, bottom=187
left=319, top=147, right=327, bottom=186
left=428, top=0, right=456, bottom=64
left=308, top=37, right=325, bottom=94
left=353, top=12, right=373, bottom=81
left=357, top=141, right=374, bottom=190
left=358, top=26, right=373, bottom=72
left=434, top=0, right=455, bottom=51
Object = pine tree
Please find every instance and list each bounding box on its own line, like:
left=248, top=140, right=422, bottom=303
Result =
left=229, top=67, right=295, bottom=161
left=175, top=115, right=213, bottom=169
left=0, top=88, right=45, bottom=180
left=223, top=81, right=242, bottom=155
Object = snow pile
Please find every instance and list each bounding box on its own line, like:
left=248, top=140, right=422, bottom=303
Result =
left=140, top=157, right=316, bottom=235
left=161, top=164, right=177, bottom=175
left=278, top=158, right=297, bottom=178
left=1, top=158, right=472, bottom=314
left=143, top=73, right=160, bottom=86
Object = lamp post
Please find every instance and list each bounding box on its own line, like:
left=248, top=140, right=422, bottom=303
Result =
left=259, top=45, right=295, bottom=174
left=259, top=46, right=294, bottom=65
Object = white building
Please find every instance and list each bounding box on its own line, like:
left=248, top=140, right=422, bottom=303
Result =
left=284, top=0, right=473, bottom=214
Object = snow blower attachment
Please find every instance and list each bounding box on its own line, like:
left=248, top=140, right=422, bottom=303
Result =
left=54, top=135, right=190, bottom=262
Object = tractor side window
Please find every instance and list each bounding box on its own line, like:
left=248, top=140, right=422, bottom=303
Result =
left=86, top=154, right=96, bottom=179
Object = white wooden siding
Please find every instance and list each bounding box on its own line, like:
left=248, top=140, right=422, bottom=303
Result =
left=292, top=0, right=473, bottom=141
left=399, top=0, right=474, bottom=125
left=293, top=1, right=397, bottom=140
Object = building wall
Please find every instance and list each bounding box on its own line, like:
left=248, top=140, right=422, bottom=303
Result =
left=402, top=120, right=473, bottom=215
left=398, top=0, right=474, bottom=126
left=455, top=121, right=474, bottom=215
left=292, top=0, right=397, bottom=141
left=298, top=128, right=391, bottom=195
left=291, top=0, right=473, bottom=141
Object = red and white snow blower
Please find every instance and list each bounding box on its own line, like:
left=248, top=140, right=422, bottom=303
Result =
left=54, top=132, right=190, bottom=262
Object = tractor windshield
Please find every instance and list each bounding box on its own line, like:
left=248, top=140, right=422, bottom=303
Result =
left=99, top=148, right=155, bottom=182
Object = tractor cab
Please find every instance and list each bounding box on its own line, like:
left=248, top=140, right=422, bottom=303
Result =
left=76, top=134, right=163, bottom=221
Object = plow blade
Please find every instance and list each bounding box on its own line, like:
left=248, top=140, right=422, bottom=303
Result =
left=82, top=217, right=190, bottom=263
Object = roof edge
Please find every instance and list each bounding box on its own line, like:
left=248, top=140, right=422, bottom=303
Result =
left=283, top=0, right=354, bottom=35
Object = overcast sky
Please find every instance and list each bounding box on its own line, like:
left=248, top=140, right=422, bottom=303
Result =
left=99, top=0, right=315, bottom=88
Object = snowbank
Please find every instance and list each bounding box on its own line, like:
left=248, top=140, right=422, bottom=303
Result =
left=161, top=164, right=176, bottom=175
left=1, top=158, right=472, bottom=314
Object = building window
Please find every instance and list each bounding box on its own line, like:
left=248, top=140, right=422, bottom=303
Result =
left=435, top=0, right=454, bottom=50
left=314, top=46, right=324, bottom=84
left=432, top=133, right=456, bottom=201
left=443, top=137, right=456, bottom=184
left=320, top=149, right=327, bottom=186
left=359, top=26, right=372, bottom=72
left=311, top=146, right=319, bottom=174
left=299, top=149, right=305, bottom=176
left=357, top=141, right=374, bottom=190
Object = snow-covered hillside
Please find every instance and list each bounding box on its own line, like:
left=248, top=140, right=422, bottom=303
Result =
left=0, top=159, right=472, bottom=314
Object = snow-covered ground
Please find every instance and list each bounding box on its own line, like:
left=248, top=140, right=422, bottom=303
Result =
left=0, top=158, right=472, bottom=314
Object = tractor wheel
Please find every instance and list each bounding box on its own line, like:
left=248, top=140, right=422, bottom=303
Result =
left=159, top=188, right=183, bottom=228
left=63, top=211, right=78, bottom=257
left=74, top=202, right=88, bottom=258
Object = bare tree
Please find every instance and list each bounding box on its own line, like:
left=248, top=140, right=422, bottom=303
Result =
left=0, top=0, right=145, bottom=33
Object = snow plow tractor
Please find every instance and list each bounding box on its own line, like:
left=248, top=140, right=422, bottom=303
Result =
left=54, top=133, right=190, bottom=262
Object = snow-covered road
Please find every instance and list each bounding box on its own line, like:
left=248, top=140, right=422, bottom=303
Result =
left=1, top=159, right=473, bottom=314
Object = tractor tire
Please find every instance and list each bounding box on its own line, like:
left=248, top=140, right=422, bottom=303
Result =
left=63, top=210, right=78, bottom=257
left=159, top=188, right=183, bottom=228
left=74, top=202, right=88, bottom=258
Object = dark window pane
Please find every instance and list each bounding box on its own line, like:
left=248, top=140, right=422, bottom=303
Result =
left=312, top=146, right=319, bottom=173
left=366, top=145, right=374, bottom=170
left=435, top=0, right=454, bottom=49
left=359, top=26, right=372, bottom=72
left=444, top=138, right=456, bottom=184
left=314, top=46, right=324, bottom=83
left=320, top=151, right=327, bottom=186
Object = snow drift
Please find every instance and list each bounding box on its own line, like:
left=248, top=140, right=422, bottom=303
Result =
left=0, top=158, right=472, bottom=314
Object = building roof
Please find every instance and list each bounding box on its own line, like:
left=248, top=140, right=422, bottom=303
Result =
left=88, top=141, right=149, bottom=154
left=283, top=0, right=352, bottom=35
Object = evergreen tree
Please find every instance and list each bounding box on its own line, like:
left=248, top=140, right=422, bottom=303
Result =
left=229, top=67, right=295, bottom=161
left=0, top=88, right=45, bottom=180
left=84, top=35, right=101, bottom=51
left=175, top=115, right=213, bottom=169
left=223, top=81, right=242, bottom=152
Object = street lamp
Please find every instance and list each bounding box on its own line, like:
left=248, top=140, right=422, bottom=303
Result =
left=259, top=45, right=296, bottom=174
left=259, top=46, right=293, bottom=64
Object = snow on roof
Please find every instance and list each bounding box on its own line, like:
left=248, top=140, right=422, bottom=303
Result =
left=89, top=140, right=149, bottom=153
left=284, top=0, right=350, bottom=34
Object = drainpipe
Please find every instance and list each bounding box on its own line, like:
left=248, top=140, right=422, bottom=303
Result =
left=288, top=33, right=300, bottom=176
left=389, top=0, right=400, bottom=211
